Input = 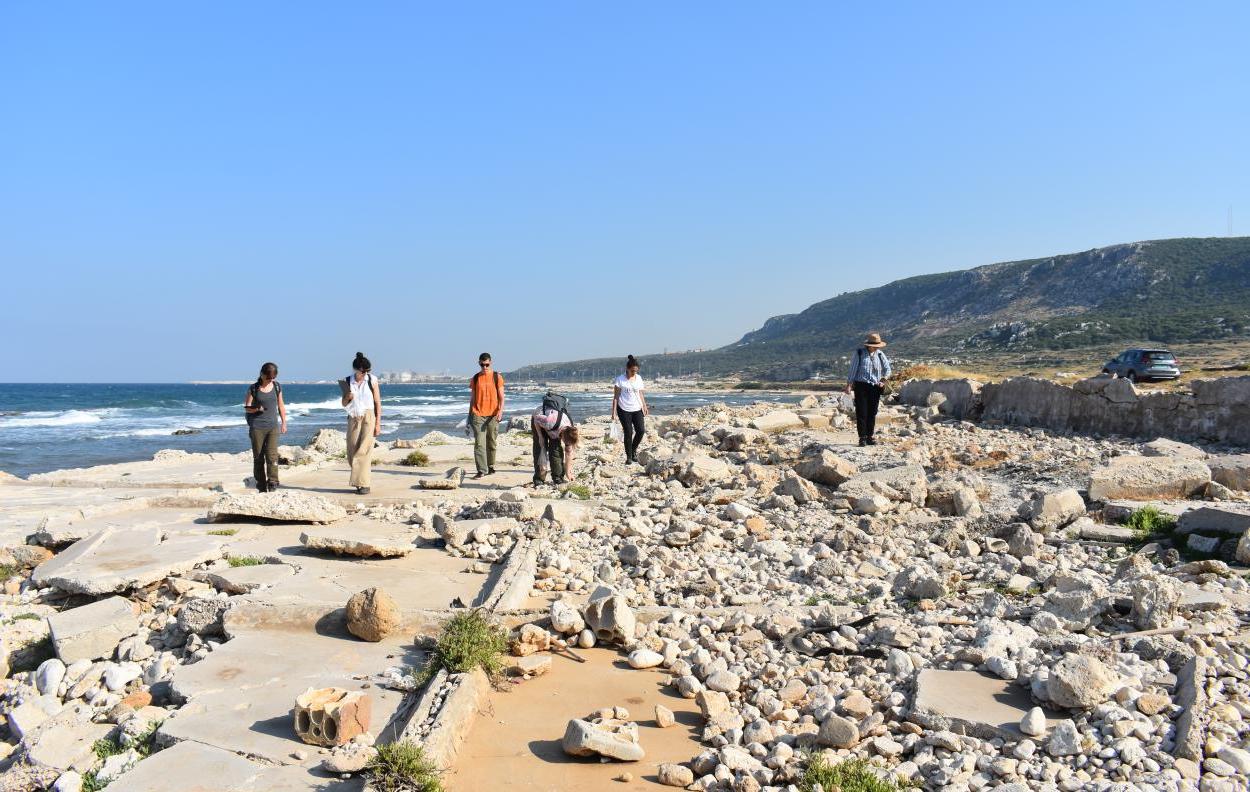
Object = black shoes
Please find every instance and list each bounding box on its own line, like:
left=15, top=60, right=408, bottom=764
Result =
left=488, top=467, right=496, bottom=475
left=858, top=438, right=867, bottom=447
left=472, top=472, right=484, bottom=480
left=356, top=486, right=370, bottom=495
left=866, top=437, right=877, bottom=446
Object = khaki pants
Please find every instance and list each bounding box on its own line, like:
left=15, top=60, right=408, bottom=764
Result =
left=469, top=414, right=497, bottom=474
left=346, top=412, right=375, bottom=488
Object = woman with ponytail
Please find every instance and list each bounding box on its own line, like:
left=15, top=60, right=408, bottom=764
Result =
left=341, top=352, right=382, bottom=495
left=611, top=355, right=649, bottom=465
left=243, top=362, right=286, bottom=491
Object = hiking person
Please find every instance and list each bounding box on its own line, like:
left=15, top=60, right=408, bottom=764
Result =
left=243, top=362, right=287, bottom=492
left=844, top=332, right=892, bottom=446
left=467, top=352, right=504, bottom=479
left=341, top=352, right=382, bottom=495
left=611, top=355, right=649, bottom=464
left=530, top=390, right=575, bottom=485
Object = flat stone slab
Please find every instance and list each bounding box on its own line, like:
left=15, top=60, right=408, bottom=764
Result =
left=1078, top=523, right=1137, bottom=542
left=28, top=450, right=250, bottom=491
left=22, top=703, right=113, bottom=773
left=1177, top=505, right=1250, bottom=536
left=162, top=631, right=410, bottom=766
left=201, top=563, right=295, bottom=594
left=749, top=410, right=805, bottom=433
left=208, top=490, right=347, bottom=524
left=47, top=595, right=140, bottom=663
left=909, top=669, right=1062, bottom=740
left=33, top=527, right=225, bottom=595
left=106, top=740, right=261, bottom=792
left=0, top=482, right=209, bottom=546
left=300, top=523, right=418, bottom=557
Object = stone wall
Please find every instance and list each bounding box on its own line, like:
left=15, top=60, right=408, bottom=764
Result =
left=898, top=375, right=1250, bottom=446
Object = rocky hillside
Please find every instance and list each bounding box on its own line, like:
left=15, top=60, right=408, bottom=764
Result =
left=512, top=236, right=1250, bottom=381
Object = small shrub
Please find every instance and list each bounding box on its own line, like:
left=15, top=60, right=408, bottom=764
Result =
left=12, top=612, right=41, bottom=621
left=207, top=528, right=238, bottom=536
left=564, top=484, right=591, bottom=500
left=800, top=755, right=910, bottom=792
left=400, top=450, right=431, bottom=467
left=412, top=609, right=508, bottom=686
left=0, top=563, right=17, bottom=580
left=227, top=555, right=263, bottom=568
left=365, top=741, right=443, bottom=792
left=1123, top=506, right=1177, bottom=541
left=93, top=736, right=127, bottom=760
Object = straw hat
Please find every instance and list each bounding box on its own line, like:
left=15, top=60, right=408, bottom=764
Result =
left=863, top=332, right=887, bottom=348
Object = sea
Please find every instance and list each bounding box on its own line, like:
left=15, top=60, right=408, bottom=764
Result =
left=0, top=383, right=798, bottom=477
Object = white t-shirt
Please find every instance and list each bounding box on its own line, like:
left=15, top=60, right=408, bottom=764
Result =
left=614, top=374, right=645, bottom=412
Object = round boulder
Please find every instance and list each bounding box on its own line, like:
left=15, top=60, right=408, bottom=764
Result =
left=346, top=587, right=400, bottom=642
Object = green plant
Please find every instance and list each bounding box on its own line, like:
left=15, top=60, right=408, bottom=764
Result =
left=800, top=755, right=911, bottom=792
left=227, top=555, right=263, bottom=568
left=11, top=612, right=41, bottom=621
left=1123, top=506, right=1177, bottom=542
left=0, top=563, right=17, bottom=580
left=564, top=484, right=591, bottom=499
left=207, top=528, right=238, bottom=536
left=365, top=741, right=443, bottom=792
left=412, top=609, right=508, bottom=686
left=400, top=450, right=430, bottom=467
left=93, top=737, right=127, bottom=761
left=81, top=771, right=105, bottom=792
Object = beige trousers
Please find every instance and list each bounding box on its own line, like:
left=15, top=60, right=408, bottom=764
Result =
left=346, top=412, right=375, bottom=488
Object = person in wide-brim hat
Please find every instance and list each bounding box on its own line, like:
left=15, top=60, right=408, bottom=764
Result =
left=845, top=332, right=893, bottom=446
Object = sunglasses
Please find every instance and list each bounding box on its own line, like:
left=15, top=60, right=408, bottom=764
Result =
left=479, top=362, right=491, bottom=367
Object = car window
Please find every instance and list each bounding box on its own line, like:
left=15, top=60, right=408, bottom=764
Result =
left=1145, top=352, right=1174, bottom=361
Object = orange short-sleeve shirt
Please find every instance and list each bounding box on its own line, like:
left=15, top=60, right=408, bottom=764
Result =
left=470, top=372, right=504, bottom=417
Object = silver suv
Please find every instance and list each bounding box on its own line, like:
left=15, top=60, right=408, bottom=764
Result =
left=1102, top=348, right=1181, bottom=382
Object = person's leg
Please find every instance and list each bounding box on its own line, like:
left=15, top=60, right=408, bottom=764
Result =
left=249, top=427, right=268, bottom=490
left=264, top=427, right=280, bottom=487
left=354, top=412, right=374, bottom=488
left=531, top=424, right=546, bottom=483
left=470, top=415, right=488, bottom=474
left=629, top=412, right=645, bottom=460
left=852, top=382, right=869, bottom=441
left=619, top=411, right=635, bottom=461
left=346, top=417, right=364, bottom=487
left=865, top=385, right=882, bottom=442
left=485, top=416, right=498, bottom=472
left=549, top=433, right=565, bottom=483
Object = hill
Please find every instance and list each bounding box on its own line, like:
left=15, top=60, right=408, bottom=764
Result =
left=510, top=236, right=1250, bottom=381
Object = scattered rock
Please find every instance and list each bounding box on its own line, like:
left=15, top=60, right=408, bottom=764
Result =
left=345, top=588, right=400, bottom=642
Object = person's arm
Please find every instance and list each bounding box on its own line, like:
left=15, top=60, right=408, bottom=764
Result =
left=639, top=383, right=650, bottom=417
left=611, top=384, right=620, bottom=419
left=372, top=378, right=382, bottom=436
left=278, top=391, right=288, bottom=433
left=494, top=376, right=504, bottom=421
left=341, top=378, right=353, bottom=407
left=845, top=352, right=859, bottom=393
left=244, top=387, right=258, bottom=412
left=881, top=353, right=892, bottom=382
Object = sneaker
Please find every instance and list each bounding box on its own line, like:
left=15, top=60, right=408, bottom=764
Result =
left=356, top=486, right=370, bottom=495
left=858, top=438, right=867, bottom=447
left=472, top=473, right=484, bottom=480
left=865, top=437, right=877, bottom=446
left=488, top=467, right=496, bottom=475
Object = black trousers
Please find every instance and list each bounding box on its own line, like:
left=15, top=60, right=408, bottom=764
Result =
left=618, top=409, right=645, bottom=460
left=852, top=381, right=883, bottom=440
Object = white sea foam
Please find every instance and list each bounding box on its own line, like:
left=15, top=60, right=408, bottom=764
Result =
left=285, top=398, right=344, bottom=414
left=0, top=410, right=104, bottom=429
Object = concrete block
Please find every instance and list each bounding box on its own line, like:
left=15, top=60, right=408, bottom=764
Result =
left=293, top=687, right=371, bottom=747
left=48, top=596, right=139, bottom=663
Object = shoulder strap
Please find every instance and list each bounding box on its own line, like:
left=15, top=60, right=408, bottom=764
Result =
left=274, top=382, right=281, bottom=396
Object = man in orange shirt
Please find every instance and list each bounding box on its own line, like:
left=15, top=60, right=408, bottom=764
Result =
left=468, top=352, right=505, bottom=478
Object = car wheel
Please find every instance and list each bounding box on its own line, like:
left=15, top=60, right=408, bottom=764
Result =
left=1126, top=371, right=1137, bottom=383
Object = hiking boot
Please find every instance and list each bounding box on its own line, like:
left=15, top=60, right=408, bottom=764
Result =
left=858, top=438, right=867, bottom=447
left=269, top=482, right=280, bottom=491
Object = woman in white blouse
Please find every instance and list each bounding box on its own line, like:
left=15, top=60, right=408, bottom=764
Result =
left=611, top=355, right=649, bottom=464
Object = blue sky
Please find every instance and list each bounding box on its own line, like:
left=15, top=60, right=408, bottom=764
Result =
left=1, top=2, right=1247, bottom=381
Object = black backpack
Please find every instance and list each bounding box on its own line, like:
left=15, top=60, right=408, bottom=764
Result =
left=541, top=390, right=571, bottom=428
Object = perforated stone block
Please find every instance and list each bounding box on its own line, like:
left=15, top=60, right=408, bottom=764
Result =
left=292, top=687, right=371, bottom=747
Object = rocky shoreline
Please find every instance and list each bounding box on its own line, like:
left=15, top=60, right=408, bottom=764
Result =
left=0, top=380, right=1248, bottom=791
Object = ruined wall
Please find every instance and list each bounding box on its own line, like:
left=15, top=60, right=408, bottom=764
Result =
left=899, top=375, right=1250, bottom=446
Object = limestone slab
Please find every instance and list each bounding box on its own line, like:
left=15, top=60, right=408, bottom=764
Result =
left=202, top=563, right=295, bottom=594
left=1088, top=456, right=1211, bottom=502
left=47, top=596, right=140, bottom=663
left=105, top=741, right=262, bottom=792
left=749, top=410, right=805, bottom=433
left=1177, top=505, right=1250, bottom=536
left=208, top=490, right=347, bottom=524
left=33, top=527, right=225, bottom=595
left=910, top=669, right=1062, bottom=740
left=299, top=523, right=417, bottom=557
left=28, top=451, right=250, bottom=491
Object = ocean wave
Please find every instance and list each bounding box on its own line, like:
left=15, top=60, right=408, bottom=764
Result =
left=386, top=403, right=467, bottom=418
left=0, top=409, right=105, bottom=429
left=285, top=398, right=345, bottom=414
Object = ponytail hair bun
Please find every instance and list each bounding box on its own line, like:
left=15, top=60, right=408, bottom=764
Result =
left=353, top=352, right=372, bottom=372
left=626, top=355, right=640, bottom=370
